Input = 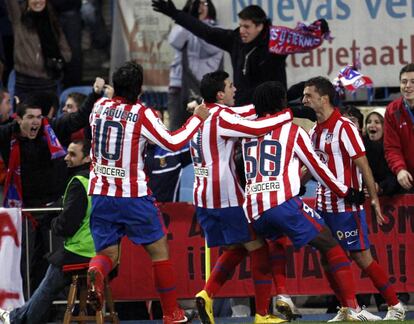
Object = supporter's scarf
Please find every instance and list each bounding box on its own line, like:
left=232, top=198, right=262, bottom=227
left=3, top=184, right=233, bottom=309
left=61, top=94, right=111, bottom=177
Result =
left=3, top=119, right=66, bottom=208
left=2, top=138, right=23, bottom=208
left=268, top=21, right=332, bottom=55
left=42, top=118, right=66, bottom=159
left=333, top=66, right=373, bottom=93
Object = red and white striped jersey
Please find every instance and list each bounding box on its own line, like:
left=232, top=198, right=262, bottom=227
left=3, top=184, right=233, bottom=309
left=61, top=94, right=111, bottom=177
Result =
left=309, top=109, right=366, bottom=213
left=89, top=96, right=202, bottom=197
left=190, top=103, right=293, bottom=209
left=243, top=120, right=348, bottom=221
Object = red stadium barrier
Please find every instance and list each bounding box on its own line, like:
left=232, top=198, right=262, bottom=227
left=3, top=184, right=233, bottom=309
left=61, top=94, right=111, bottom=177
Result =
left=110, top=194, right=414, bottom=300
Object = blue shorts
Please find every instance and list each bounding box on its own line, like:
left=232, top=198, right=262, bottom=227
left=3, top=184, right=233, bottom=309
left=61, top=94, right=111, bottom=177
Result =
left=253, top=197, right=325, bottom=249
left=90, top=195, right=166, bottom=251
left=196, top=206, right=255, bottom=248
left=318, top=209, right=370, bottom=251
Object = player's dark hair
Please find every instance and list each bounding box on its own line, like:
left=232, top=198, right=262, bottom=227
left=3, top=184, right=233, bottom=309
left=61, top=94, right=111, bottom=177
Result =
left=112, top=61, right=143, bottom=104
left=238, top=5, right=270, bottom=26
left=253, top=81, right=287, bottom=117
left=304, top=76, right=337, bottom=105
left=399, top=63, right=414, bottom=79
left=200, top=70, right=229, bottom=103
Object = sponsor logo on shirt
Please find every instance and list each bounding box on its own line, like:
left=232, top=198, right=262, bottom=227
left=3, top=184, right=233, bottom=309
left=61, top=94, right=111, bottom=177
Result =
left=94, top=164, right=126, bottom=178
left=245, top=181, right=280, bottom=195
left=194, top=167, right=209, bottom=177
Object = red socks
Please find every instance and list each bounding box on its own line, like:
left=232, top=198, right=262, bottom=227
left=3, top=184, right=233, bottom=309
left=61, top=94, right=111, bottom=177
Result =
left=250, top=244, right=273, bottom=316
left=153, top=259, right=179, bottom=316
left=325, top=245, right=358, bottom=309
left=364, top=261, right=399, bottom=306
left=205, top=247, right=247, bottom=297
left=324, top=269, right=344, bottom=305
left=89, top=254, right=113, bottom=277
left=268, top=237, right=288, bottom=295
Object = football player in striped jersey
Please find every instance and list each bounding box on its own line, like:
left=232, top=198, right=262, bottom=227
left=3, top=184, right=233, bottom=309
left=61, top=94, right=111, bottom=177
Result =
left=303, top=76, right=405, bottom=321
left=87, top=61, right=209, bottom=324
left=192, top=71, right=294, bottom=324
left=241, top=81, right=382, bottom=322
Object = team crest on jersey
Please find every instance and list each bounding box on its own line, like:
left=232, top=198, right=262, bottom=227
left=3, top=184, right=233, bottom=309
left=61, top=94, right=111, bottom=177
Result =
left=325, top=133, right=334, bottom=144
left=315, top=149, right=329, bottom=164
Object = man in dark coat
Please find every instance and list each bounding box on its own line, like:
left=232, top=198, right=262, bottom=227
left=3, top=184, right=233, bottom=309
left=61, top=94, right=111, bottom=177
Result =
left=152, top=0, right=328, bottom=106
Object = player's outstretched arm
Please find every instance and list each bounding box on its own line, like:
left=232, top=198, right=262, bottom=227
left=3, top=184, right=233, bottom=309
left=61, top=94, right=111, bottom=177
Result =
left=218, top=109, right=293, bottom=138
left=141, top=105, right=208, bottom=152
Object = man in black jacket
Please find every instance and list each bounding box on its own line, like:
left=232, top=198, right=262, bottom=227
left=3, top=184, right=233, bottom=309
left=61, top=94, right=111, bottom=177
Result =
left=0, top=77, right=104, bottom=296
left=152, top=1, right=327, bottom=107
left=0, top=139, right=94, bottom=324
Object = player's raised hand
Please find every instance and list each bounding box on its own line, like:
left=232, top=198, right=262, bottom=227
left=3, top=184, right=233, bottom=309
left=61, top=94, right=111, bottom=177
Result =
left=93, top=77, right=105, bottom=94
left=152, top=0, right=178, bottom=18
left=186, top=100, right=198, bottom=114
left=104, top=85, right=114, bottom=99
left=194, top=103, right=209, bottom=121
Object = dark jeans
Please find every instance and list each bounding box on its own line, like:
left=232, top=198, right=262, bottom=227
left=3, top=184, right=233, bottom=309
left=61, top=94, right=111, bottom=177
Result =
left=58, top=10, right=83, bottom=87
left=10, top=264, right=71, bottom=324
left=20, top=213, right=62, bottom=300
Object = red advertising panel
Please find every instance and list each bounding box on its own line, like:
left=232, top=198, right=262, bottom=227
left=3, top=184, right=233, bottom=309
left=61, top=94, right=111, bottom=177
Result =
left=111, top=195, right=414, bottom=300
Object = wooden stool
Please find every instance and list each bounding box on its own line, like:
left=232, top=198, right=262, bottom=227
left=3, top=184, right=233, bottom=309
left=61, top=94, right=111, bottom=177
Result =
left=62, top=263, right=119, bottom=324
